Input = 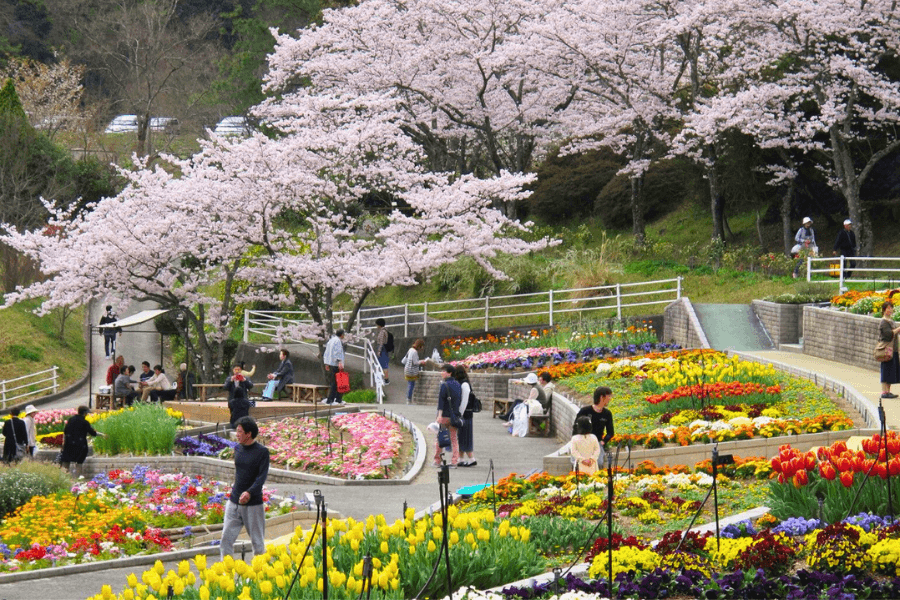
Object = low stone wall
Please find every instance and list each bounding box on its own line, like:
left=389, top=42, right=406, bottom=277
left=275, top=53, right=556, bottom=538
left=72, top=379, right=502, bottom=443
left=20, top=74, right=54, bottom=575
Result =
left=412, top=370, right=520, bottom=404
left=663, top=297, right=708, bottom=348
left=802, top=305, right=883, bottom=370
left=752, top=300, right=808, bottom=345
left=543, top=427, right=880, bottom=476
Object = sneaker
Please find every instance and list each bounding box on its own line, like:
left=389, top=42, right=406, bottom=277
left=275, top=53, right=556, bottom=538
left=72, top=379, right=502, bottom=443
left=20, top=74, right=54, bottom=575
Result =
left=461, top=460, right=477, bottom=467
left=384, top=379, right=390, bottom=385
left=335, top=400, right=345, bottom=406
left=323, top=400, right=334, bottom=405
left=882, top=392, right=898, bottom=399
left=448, top=464, right=457, bottom=469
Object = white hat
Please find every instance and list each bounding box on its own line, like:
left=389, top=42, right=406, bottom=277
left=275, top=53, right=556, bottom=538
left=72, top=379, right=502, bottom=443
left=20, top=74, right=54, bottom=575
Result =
left=23, top=404, right=38, bottom=415
left=524, top=373, right=539, bottom=385
left=802, top=217, right=812, bottom=224
left=844, top=219, right=852, bottom=225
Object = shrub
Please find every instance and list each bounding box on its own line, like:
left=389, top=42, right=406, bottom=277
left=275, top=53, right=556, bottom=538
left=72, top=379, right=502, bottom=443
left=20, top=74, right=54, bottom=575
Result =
left=92, top=403, right=180, bottom=455
left=341, top=389, right=377, bottom=403
left=0, top=461, right=71, bottom=517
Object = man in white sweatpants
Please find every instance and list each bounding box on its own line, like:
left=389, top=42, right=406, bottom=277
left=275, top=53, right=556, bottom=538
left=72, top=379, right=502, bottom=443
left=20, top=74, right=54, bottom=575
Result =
left=220, top=416, right=270, bottom=560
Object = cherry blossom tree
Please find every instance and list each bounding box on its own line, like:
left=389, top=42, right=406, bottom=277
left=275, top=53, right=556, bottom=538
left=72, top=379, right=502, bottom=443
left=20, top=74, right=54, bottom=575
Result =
left=264, top=0, right=575, bottom=219
left=2, top=89, right=551, bottom=381
left=523, top=0, right=678, bottom=243
left=685, top=0, right=900, bottom=255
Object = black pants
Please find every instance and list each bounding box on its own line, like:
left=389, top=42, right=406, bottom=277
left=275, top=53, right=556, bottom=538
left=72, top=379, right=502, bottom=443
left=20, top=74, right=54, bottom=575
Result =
left=104, top=334, right=116, bottom=356
left=150, top=389, right=177, bottom=402
left=325, top=365, right=343, bottom=403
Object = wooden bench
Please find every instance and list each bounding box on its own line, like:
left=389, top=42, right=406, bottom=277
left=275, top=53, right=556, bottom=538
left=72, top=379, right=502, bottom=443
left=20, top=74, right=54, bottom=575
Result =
left=492, top=398, right=515, bottom=419
left=93, top=391, right=126, bottom=410
left=193, top=383, right=265, bottom=402
left=288, top=384, right=329, bottom=404
left=528, top=403, right=552, bottom=437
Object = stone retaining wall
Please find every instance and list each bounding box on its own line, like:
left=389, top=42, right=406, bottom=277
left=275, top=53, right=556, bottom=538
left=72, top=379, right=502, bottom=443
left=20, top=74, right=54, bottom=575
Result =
left=663, top=297, right=708, bottom=348
left=412, top=370, right=520, bottom=404
left=802, top=305, right=883, bottom=370
left=751, top=300, right=807, bottom=345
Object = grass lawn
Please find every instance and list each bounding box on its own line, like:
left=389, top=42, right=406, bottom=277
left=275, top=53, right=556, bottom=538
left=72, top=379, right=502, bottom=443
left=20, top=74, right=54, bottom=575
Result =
left=0, top=299, right=86, bottom=395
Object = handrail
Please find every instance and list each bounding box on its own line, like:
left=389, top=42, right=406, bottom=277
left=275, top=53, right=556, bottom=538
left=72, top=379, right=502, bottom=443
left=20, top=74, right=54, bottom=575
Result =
left=807, top=255, right=900, bottom=290
left=1, top=366, right=59, bottom=409
left=243, top=277, right=682, bottom=341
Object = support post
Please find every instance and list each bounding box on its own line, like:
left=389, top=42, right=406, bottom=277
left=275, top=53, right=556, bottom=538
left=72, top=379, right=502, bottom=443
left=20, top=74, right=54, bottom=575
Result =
left=549, top=289, right=554, bottom=328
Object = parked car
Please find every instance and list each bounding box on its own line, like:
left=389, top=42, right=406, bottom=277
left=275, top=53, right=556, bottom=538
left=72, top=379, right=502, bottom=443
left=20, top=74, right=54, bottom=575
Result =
left=105, top=114, right=138, bottom=133
left=104, top=115, right=179, bottom=134
left=213, top=116, right=251, bottom=137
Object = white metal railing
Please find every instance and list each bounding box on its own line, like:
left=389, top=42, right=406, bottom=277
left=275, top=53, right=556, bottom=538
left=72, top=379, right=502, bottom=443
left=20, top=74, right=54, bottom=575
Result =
left=807, top=256, right=900, bottom=290
left=1, top=366, right=59, bottom=409
left=244, top=277, right=682, bottom=341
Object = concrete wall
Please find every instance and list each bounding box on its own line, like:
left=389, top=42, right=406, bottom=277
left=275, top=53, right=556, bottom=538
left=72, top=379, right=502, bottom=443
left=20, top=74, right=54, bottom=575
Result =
left=663, top=298, right=708, bottom=349
left=752, top=300, right=805, bottom=345
left=802, top=305, right=883, bottom=370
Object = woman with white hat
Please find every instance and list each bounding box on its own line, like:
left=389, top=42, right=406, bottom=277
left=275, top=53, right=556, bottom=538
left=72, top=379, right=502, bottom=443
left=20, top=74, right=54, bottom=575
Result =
left=23, top=405, right=38, bottom=458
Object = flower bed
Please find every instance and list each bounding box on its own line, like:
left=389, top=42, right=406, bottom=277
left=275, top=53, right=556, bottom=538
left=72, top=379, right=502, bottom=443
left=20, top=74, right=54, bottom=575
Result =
left=90, top=507, right=544, bottom=600
left=451, top=343, right=678, bottom=371
left=0, top=466, right=295, bottom=572
left=441, top=323, right=661, bottom=361
left=258, top=412, right=405, bottom=479
left=558, top=350, right=854, bottom=449
left=27, top=406, right=186, bottom=448
left=458, top=461, right=771, bottom=543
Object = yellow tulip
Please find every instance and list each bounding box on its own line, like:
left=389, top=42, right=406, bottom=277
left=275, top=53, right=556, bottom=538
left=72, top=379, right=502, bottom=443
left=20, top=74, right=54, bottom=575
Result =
left=154, top=560, right=165, bottom=576
left=122, top=590, right=134, bottom=600
left=127, top=574, right=138, bottom=588
left=172, top=579, right=185, bottom=596
left=449, top=531, right=459, bottom=546
left=380, top=541, right=389, bottom=554
left=259, top=580, right=273, bottom=596
left=100, top=585, right=114, bottom=599
left=177, top=560, right=190, bottom=577
left=238, top=585, right=251, bottom=600
left=427, top=540, right=437, bottom=552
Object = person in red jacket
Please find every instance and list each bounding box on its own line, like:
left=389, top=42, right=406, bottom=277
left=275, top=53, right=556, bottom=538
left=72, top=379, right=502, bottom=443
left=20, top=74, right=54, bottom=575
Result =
left=106, top=355, right=125, bottom=386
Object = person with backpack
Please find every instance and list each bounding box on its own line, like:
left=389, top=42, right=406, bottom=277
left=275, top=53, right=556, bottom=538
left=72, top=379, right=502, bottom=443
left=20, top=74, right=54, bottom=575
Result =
left=99, top=305, right=122, bottom=359
left=402, top=338, right=426, bottom=404
left=374, top=318, right=393, bottom=384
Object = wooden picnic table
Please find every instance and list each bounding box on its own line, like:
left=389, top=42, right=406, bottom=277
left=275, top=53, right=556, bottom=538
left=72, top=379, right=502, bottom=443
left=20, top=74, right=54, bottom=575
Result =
left=492, top=398, right=515, bottom=419
left=288, top=383, right=330, bottom=404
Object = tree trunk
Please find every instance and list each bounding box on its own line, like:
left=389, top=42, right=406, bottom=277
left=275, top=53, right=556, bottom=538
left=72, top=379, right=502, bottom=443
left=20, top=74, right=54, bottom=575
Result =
left=631, top=174, right=646, bottom=245
left=707, top=146, right=725, bottom=241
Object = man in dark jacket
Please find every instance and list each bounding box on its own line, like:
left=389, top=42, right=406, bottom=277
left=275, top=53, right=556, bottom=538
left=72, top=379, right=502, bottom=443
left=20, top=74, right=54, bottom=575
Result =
left=220, top=416, right=269, bottom=560
left=833, top=219, right=857, bottom=279
left=575, top=386, right=615, bottom=450
left=266, top=349, right=294, bottom=400
left=225, top=364, right=255, bottom=428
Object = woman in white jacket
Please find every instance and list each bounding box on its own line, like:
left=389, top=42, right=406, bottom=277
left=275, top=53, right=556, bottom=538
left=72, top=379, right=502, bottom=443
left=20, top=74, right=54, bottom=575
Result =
left=402, top=338, right=426, bottom=404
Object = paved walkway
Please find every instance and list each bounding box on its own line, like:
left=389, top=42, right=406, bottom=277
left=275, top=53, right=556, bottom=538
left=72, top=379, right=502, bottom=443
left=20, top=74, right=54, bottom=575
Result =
left=741, top=349, right=900, bottom=430
left=3, top=339, right=895, bottom=598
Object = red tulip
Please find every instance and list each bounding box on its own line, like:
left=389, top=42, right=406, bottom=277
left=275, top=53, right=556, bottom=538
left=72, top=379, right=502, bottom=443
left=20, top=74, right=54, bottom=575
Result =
left=837, top=457, right=851, bottom=473
left=888, top=438, right=900, bottom=456
left=840, top=471, right=854, bottom=488
left=876, top=463, right=888, bottom=479
left=771, top=456, right=783, bottom=473
left=890, top=458, right=900, bottom=477
left=804, top=453, right=817, bottom=471
left=793, top=469, right=809, bottom=488
left=819, top=462, right=837, bottom=481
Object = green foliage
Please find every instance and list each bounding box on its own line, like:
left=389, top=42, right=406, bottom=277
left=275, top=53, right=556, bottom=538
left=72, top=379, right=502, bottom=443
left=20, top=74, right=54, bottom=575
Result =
left=527, top=147, right=622, bottom=223
left=92, top=404, right=181, bottom=456
left=0, top=78, right=27, bottom=120
left=764, top=282, right=834, bottom=304
left=341, top=389, right=377, bottom=404
left=433, top=256, right=495, bottom=297
left=596, top=158, right=692, bottom=230
left=7, top=344, right=41, bottom=361
left=511, top=514, right=600, bottom=557
left=0, top=461, right=71, bottom=517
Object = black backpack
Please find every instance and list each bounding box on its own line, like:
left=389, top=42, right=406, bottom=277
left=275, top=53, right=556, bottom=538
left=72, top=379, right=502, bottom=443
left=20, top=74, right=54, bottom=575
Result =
left=385, top=331, right=395, bottom=353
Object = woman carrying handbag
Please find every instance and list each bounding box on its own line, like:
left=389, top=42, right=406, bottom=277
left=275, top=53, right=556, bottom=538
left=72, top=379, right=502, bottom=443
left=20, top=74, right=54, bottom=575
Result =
left=878, top=301, right=900, bottom=399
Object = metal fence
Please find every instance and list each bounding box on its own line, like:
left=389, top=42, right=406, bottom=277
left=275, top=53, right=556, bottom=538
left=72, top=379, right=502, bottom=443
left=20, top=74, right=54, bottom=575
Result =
left=807, top=256, right=900, bottom=290
left=1, top=366, right=59, bottom=409
left=244, top=277, right=682, bottom=341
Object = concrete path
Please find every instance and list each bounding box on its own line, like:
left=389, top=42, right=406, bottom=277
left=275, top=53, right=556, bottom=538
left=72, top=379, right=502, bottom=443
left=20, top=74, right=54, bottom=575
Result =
left=693, top=304, right=774, bottom=351
left=740, top=349, right=900, bottom=430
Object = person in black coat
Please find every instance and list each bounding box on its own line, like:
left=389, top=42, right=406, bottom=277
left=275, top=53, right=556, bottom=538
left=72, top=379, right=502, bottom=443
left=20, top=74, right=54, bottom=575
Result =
left=2, top=407, right=28, bottom=463
left=575, top=386, right=615, bottom=450
left=225, top=365, right=254, bottom=428
left=833, top=219, right=857, bottom=278
left=266, top=349, right=294, bottom=400
left=60, top=405, right=105, bottom=475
